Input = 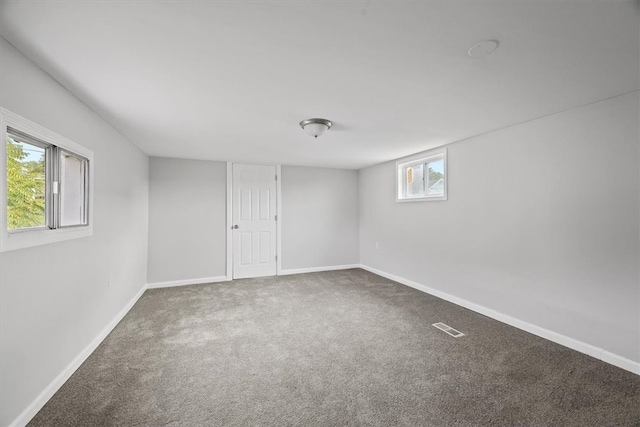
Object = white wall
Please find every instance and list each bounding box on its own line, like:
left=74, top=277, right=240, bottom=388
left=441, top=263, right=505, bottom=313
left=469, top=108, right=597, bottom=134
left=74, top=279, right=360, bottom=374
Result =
left=148, top=162, right=360, bottom=280
left=0, top=37, right=149, bottom=427
left=147, top=157, right=226, bottom=284
left=281, top=166, right=359, bottom=271
left=359, top=92, right=640, bottom=365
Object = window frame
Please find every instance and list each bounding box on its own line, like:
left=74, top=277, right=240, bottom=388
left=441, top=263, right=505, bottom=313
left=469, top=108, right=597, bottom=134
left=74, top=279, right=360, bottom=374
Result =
left=1, top=108, right=94, bottom=252
left=396, top=147, right=447, bottom=202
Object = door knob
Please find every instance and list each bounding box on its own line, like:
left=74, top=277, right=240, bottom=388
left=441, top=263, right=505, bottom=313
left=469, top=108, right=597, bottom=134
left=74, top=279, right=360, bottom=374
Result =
left=232, top=225, right=239, bottom=229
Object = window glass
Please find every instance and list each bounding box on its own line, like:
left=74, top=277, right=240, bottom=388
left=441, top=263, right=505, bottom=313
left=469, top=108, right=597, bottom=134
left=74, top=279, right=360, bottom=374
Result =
left=6, top=134, right=47, bottom=230
left=396, top=148, right=446, bottom=202
left=2, top=109, right=94, bottom=252
left=426, top=158, right=445, bottom=196
left=59, top=151, right=88, bottom=227
left=405, top=163, right=424, bottom=198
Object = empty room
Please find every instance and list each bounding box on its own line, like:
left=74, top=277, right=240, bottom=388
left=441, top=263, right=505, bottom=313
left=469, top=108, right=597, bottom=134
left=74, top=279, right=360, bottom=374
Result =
left=0, top=1, right=639, bottom=426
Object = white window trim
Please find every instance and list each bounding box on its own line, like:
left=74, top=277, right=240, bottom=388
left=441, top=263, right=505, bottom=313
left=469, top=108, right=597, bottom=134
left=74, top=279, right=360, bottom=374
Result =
left=1, top=108, right=94, bottom=252
left=396, top=147, right=447, bottom=202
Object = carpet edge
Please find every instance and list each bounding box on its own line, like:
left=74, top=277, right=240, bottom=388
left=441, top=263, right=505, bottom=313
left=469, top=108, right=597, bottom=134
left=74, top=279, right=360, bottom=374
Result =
left=279, top=264, right=361, bottom=276
left=8, top=284, right=148, bottom=427
left=147, top=276, right=227, bottom=289
left=358, top=264, right=640, bottom=376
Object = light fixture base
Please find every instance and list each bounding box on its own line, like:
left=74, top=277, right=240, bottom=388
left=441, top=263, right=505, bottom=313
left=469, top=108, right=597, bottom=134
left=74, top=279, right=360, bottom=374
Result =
left=299, top=118, right=333, bottom=138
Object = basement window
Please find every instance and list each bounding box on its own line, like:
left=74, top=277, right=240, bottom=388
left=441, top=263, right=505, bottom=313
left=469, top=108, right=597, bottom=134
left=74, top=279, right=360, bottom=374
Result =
left=396, top=148, right=447, bottom=202
left=1, top=109, right=93, bottom=252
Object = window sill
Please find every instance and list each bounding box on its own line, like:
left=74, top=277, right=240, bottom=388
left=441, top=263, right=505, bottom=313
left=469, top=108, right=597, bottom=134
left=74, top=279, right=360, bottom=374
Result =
left=396, top=195, right=447, bottom=203
left=1, top=225, right=93, bottom=252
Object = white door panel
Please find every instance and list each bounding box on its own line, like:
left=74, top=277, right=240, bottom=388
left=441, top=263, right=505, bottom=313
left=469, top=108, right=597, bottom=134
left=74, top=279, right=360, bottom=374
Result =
left=232, top=164, right=277, bottom=279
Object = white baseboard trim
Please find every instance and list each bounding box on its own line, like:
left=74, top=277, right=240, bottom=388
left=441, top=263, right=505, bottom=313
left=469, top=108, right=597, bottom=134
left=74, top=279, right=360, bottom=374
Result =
left=146, top=276, right=227, bottom=289
left=600, top=349, right=640, bottom=376
left=358, top=264, right=640, bottom=376
left=279, top=264, right=361, bottom=276
left=9, top=284, right=148, bottom=427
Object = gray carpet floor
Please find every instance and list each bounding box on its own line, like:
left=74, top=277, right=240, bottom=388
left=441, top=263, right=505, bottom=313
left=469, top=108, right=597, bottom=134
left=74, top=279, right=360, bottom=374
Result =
left=29, top=269, right=640, bottom=426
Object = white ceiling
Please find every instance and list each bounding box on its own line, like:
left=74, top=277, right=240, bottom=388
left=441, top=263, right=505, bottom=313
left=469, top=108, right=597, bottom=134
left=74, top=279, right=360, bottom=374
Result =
left=0, top=1, right=638, bottom=169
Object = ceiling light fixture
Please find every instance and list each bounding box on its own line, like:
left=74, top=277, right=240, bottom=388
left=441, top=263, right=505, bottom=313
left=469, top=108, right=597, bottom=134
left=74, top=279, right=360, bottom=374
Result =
left=299, top=118, right=332, bottom=139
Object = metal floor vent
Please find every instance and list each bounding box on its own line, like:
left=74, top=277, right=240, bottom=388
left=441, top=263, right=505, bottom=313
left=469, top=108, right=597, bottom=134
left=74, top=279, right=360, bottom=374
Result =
left=432, top=322, right=465, bottom=338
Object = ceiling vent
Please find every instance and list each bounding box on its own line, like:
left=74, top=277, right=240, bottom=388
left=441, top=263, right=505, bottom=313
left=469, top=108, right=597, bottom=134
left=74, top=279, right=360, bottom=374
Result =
left=467, top=40, right=499, bottom=58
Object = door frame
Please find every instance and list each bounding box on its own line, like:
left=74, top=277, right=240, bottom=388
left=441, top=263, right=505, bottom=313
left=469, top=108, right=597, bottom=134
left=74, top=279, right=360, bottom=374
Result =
left=225, top=162, right=282, bottom=280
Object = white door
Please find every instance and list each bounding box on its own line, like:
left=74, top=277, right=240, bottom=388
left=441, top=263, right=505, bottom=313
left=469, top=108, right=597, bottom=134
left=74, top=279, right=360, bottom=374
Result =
left=232, top=164, right=277, bottom=279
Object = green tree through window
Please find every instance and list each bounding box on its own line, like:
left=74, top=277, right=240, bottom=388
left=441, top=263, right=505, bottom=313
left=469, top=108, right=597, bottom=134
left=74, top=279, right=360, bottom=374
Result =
left=6, top=137, right=46, bottom=229
left=428, top=167, right=443, bottom=183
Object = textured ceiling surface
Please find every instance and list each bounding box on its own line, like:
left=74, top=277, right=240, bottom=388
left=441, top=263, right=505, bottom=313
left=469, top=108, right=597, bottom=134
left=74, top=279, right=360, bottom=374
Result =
left=0, top=1, right=638, bottom=169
